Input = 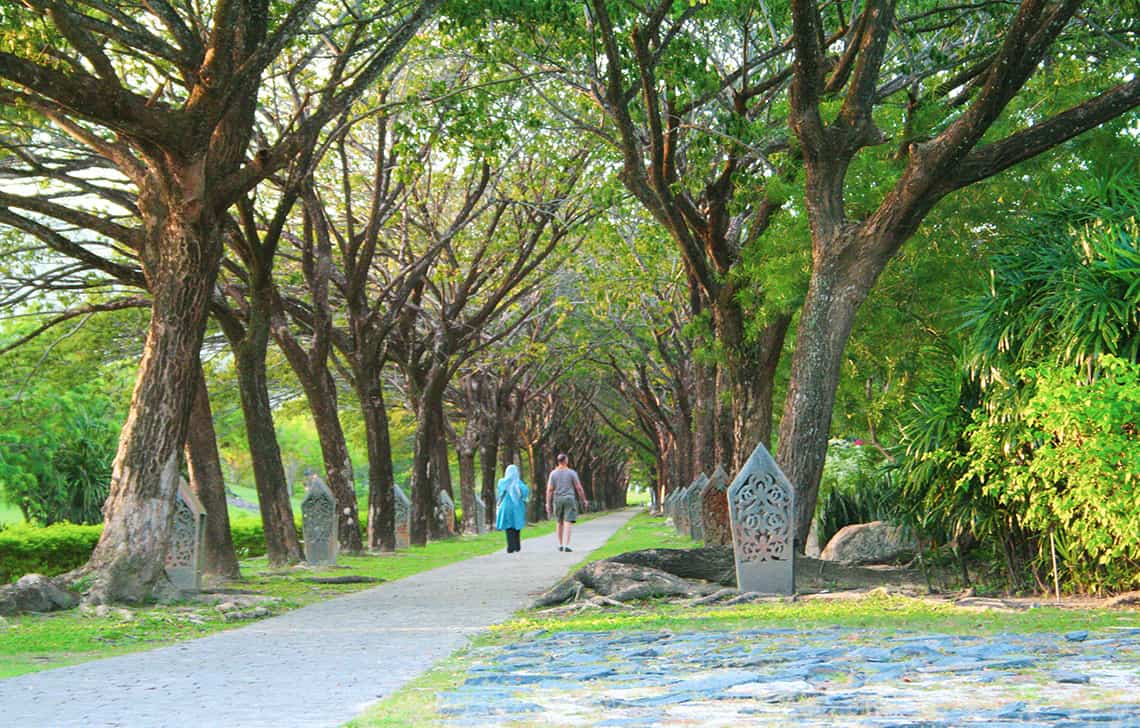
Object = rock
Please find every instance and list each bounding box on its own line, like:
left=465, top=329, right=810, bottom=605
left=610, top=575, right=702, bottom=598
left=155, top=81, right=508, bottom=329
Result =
left=819, top=521, right=917, bottom=565
left=0, top=574, right=80, bottom=616
left=94, top=604, right=112, bottom=618
left=216, top=601, right=239, bottom=613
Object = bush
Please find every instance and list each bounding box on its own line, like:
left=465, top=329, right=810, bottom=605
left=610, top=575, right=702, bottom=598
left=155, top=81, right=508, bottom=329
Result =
left=967, top=356, right=1140, bottom=592
left=0, top=522, right=102, bottom=582
left=0, top=516, right=307, bottom=582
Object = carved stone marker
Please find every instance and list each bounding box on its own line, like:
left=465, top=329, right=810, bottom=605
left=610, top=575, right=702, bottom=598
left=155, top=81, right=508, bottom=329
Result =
left=165, top=478, right=206, bottom=591
left=686, top=473, right=709, bottom=541
left=473, top=494, right=488, bottom=535
left=700, top=465, right=731, bottom=546
left=726, top=442, right=795, bottom=595
left=302, top=474, right=337, bottom=565
left=436, top=490, right=456, bottom=536
left=393, top=485, right=411, bottom=549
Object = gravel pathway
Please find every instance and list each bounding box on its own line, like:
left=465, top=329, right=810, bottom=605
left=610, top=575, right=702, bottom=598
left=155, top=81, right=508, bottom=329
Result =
left=0, top=508, right=638, bottom=728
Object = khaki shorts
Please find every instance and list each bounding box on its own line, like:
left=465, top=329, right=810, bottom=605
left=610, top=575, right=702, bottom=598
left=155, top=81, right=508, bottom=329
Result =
left=553, top=497, right=578, bottom=523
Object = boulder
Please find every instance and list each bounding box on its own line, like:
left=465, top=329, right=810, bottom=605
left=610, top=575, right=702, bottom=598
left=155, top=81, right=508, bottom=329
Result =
left=819, top=521, right=916, bottom=565
left=0, top=574, right=80, bottom=616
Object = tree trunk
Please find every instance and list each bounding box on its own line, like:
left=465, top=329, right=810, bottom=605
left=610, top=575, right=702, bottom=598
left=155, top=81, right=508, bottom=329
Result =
left=359, top=375, right=396, bottom=551
left=526, top=442, right=545, bottom=522
left=84, top=217, right=220, bottom=603
left=233, top=321, right=302, bottom=566
left=480, top=435, right=499, bottom=528
left=306, top=368, right=363, bottom=553
left=498, top=402, right=520, bottom=471
left=431, top=429, right=454, bottom=535
left=457, top=441, right=477, bottom=534
left=777, top=245, right=875, bottom=550
left=695, top=361, right=718, bottom=474
left=410, top=372, right=447, bottom=545
left=714, top=366, right=735, bottom=471
left=184, top=367, right=240, bottom=579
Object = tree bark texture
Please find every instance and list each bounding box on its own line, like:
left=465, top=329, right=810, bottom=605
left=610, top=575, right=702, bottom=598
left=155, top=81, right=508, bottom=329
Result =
left=431, top=431, right=455, bottom=535
left=85, top=214, right=222, bottom=603
left=233, top=321, right=302, bottom=566
left=457, top=440, right=477, bottom=534
left=480, top=437, right=499, bottom=528
left=359, top=377, right=396, bottom=551
left=410, top=372, right=447, bottom=545
left=184, top=368, right=240, bottom=579
left=777, top=245, right=877, bottom=550
left=302, top=368, right=363, bottom=553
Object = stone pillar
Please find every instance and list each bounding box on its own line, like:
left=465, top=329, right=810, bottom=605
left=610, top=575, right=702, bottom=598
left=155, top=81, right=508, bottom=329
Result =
left=473, top=495, right=488, bottom=535
left=727, top=443, right=795, bottom=595
left=435, top=490, right=456, bottom=537
left=165, top=478, right=207, bottom=591
left=301, top=473, right=338, bottom=565
left=393, top=484, right=411, bottom=549
left=700, top=466, right=731, bottom=546
left=686, top=473, right=709, bottom=542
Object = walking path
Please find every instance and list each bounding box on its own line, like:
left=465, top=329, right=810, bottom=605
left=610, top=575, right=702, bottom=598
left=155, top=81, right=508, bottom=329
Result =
left=0, top=508, right=639, bottom=728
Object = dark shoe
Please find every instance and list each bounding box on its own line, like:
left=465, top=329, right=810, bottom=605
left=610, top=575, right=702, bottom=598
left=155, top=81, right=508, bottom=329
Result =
left=563, top=546, right=573, bottom=552
left=558, top=546, right=565, bottom=552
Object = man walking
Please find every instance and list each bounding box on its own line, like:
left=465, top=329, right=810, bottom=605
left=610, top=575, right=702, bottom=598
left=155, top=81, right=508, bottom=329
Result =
left=546, top=453, right=589, bottom=552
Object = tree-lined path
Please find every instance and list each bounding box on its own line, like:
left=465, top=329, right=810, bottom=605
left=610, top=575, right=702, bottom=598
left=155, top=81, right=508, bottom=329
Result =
left=0, top=509, right=638, bottom=728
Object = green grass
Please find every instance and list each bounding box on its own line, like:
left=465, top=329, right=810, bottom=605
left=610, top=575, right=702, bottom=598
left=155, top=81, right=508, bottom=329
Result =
left=0, top=518, right=564, bottom=678
left=499, top=594, right=1140, bottom=638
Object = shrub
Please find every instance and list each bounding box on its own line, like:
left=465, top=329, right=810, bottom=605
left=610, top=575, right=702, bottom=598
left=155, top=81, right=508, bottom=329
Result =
left=0, top=522, right=102, bottom=582
left=814, top=440, right=899, bottom=551
left=967, top=356, right=1140, bottom=592
left=0, top=383, right=118, bottom=525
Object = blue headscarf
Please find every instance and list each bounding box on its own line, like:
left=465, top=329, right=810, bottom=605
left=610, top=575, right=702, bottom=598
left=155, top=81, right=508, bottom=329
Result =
left=495, top=464, right=529, bottom=531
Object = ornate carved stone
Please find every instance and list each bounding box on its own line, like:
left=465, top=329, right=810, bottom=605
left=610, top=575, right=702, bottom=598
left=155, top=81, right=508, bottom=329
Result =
left=700, top=466, right=731, bottom=546
left=301, top=474, right=337, bottom=565
left=393, top=485, right=411, bottom=549
left=435, top=490, right=456, bottom=536
left=165, top=478, right=206, bottom=591
left=473, top=494, right=488, bottom=535
left=685, top=473, right=709, bottom=542
left=726, top=443, right=795, bottom=595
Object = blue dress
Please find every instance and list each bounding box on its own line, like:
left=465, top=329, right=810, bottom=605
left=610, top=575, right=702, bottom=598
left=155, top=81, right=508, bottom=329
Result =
left=495, top=465, right=529, bottom=531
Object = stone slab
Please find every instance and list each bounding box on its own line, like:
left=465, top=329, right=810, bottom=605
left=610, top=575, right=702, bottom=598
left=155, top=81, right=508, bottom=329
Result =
left=301, top=475, right=337, bottom=565
left=726, top=442, right=794, bottom=595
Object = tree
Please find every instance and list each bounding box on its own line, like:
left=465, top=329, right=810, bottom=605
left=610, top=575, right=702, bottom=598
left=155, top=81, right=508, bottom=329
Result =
left=0, top=0, right=441, bottom=601
left=389, top=148, right=596, bottom=545
left=778, top=0, right=1139, bottom=548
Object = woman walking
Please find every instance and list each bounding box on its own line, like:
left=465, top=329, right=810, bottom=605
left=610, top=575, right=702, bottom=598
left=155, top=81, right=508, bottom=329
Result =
left=495, top=464, right=529, bottom=553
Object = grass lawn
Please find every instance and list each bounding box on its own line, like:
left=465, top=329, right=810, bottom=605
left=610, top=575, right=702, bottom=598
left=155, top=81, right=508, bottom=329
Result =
left=0, top=516, right=570, bottom=679
left=352, top=511, right=1140, bottom=727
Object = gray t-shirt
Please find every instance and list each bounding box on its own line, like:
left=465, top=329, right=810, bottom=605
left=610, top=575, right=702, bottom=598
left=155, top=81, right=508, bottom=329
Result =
left=547, top=468, right=582, bottom=501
